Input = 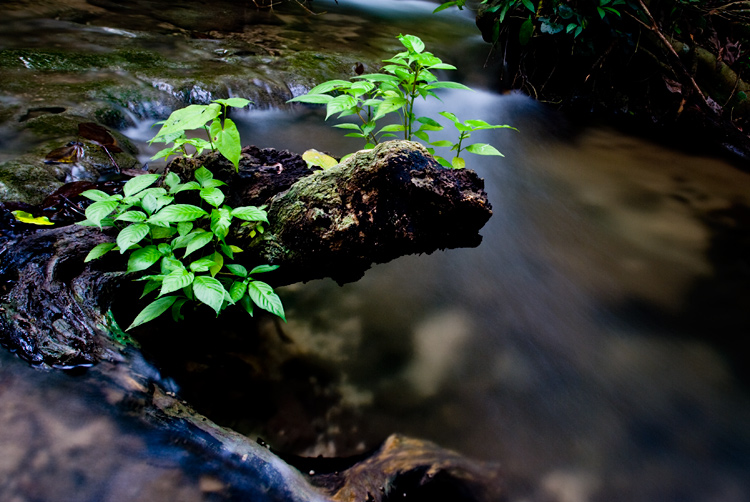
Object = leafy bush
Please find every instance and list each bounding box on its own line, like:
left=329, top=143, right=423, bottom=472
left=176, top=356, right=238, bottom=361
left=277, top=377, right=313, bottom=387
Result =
left=81, top=97, right=287, bottom=331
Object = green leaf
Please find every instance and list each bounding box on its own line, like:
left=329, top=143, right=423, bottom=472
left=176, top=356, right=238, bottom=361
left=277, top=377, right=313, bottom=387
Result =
left=141, top=278, right=162, bottom=298
left=164, top=172, right=181, bottom=190
left=213, top=97, right=251, bottom=108
left=85, top=200, right=119, bottom=227
left=435, top=156, right=453, bottom=169
left=451, top=157, right=466, bottom=169
left=177, top=221, right=193, bottom=236
left=150, top=226, right=177, bottom=240
left=231, top=206, right=268, bottom=223
left=249, top=264, right=279, bottom=275
left=414, top=130, right=430, bottom=142
left=287, top=94, right=334, bottom=105
left=189, top=256, right=218, bottom=273
left=127, top=296, right=178, bottom=331
left=117, top=223, right=150, bottom=253
left=171, top=297, right=188, bottom=322
left=127, top=245, right=162, bottom=273
left=209, top=251, right=224, bottom=277
left=225, top=264, right=248, bottom=277
left=115, top=210, right=147, bottom=223
left=171, top=181, right=201, bottom=193
left=427, top=63, right=457, bottom=70
left=210, top=207, right=232, bottom=241
left=184, top=231, right=213, bottom=257
left=220, top=242, right=234, bottom=260
left=202, top=179, right=226, bottom=189
left=229, top=281, right=247, bottom=303
left=194, top=166, right=213, bottom=186
left=247, top=280, right=286, bottom=321
left=433, top=2, right=458, bottom=13
left=160, top=269, right=195, bottom=296
left=333, top=123, right=362, bottom=131
left=350, top=81, right=376, bottom=94
left=150, top=104, right=221, bottom=143
left=80, top=189, right=112, bottom=202
left=160, top=256, right=184, bottom=274
left=193, top=276, right=227, bottom=315
left=200, top=187, right=225, bottom=208
left=212, top=118, right=242, bottom=169
left=11, top=210, right=54, bottom=226
left=84, top=242, right=116, bottom=262
left=302, top=149, right=338, bottom=170
left=373, top=97, right=407, bottom=121
left=416, top=116, right=444, bottom=130
left=378, top=124, right=406, bottom=133
left=430, top=140, right=453, bottom=147
left=521, top=0, right=536, bottom=12
left=438, top=111, right=459, bottom=123
left=519, top=17, right=535, bottom=46
left=123, top=174, right=161, bottom=197
left=239, top=295, right=254, bottom=316
left=141, top=193, right=159, bottom=216
left=307, top=80, right=352, bottom=94
left=425, top=81, right=472, bottom=91
left=465, top=143, right=504, bottom=156
left=149, top=204, right=208, bottom=224
left=399, top=34, right=425, bottom=54
left=355, top=73, right=400, bottom=84
left=150, top=146, right=180, bottom=162
left=326, top=95, right=358, bottom=120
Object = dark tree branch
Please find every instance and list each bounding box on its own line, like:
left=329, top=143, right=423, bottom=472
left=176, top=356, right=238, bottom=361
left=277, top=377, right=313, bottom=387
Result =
left=1, top=141, right=492, bottom=367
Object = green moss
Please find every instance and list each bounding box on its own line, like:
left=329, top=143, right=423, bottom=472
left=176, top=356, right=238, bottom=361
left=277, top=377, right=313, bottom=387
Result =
left=0, top=48, right=181, bottom=72
left=0, top=156, right=64, bottom=205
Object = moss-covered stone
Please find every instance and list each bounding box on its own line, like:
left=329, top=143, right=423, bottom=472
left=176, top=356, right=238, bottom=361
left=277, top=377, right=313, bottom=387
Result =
left=0, top=156, right=64, bottom=205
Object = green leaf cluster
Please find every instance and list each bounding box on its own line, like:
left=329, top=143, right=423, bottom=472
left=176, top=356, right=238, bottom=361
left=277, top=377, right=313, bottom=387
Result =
left=149, top=97, right=251, bottom=171
left=79, top=167, right=285, bottom=331
left=288, top=34, right=513, bottom=169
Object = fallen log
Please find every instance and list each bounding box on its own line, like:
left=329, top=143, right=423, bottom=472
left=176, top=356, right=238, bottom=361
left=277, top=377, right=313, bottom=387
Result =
left=0, top=140, right=492, bottom=368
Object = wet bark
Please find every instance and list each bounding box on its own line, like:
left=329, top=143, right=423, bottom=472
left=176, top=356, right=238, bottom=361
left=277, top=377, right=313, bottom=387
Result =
left=0, top=140, right=492, bottom=368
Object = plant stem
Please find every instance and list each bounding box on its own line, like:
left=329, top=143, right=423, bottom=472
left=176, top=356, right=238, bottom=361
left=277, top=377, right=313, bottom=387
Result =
left=455, top=132, right=466, bottom=158
left=203, top=124, right=215, bottom=151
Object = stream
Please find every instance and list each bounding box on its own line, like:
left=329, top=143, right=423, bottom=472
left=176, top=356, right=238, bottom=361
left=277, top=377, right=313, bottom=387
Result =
left=2, top=1, right=750, bottom=501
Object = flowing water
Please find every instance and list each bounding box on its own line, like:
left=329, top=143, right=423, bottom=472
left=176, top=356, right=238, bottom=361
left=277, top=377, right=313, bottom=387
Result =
left=2, top=1, right=750, bottom=501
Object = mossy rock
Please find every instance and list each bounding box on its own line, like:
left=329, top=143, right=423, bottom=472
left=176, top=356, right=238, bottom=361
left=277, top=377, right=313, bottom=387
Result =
left=0, top=114, right=140, bottom=205
left=0, top=156, right=65, bottom=205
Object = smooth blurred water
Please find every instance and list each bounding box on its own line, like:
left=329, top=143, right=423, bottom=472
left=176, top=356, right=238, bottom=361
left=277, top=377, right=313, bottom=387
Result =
left=2, top=1, right=750, bottom=501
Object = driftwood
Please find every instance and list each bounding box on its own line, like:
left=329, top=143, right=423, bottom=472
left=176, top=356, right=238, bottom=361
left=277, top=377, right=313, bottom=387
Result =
left=0, top=140, right=492, bottom=368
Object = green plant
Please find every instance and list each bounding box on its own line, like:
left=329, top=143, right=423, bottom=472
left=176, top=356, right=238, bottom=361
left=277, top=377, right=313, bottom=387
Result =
left=430, top=112, right=513, bottom=169
left=149, top=97, right=251, bottom=170
left=79, top=167, right=285, bottom=331
left=433, top=0, right=468, bottom=14
left=288, top=34, right=512, bottom=168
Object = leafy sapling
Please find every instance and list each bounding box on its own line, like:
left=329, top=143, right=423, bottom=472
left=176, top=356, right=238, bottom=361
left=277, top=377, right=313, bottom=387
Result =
left=150, top=97, right=252, bottom=170
left=79, top=167, right=285, bottom=331
left=288, top=34, right=471, bottom=149
left=288, top=34, right=513, bottom=169
left=429, top=112, right=516, bottom=169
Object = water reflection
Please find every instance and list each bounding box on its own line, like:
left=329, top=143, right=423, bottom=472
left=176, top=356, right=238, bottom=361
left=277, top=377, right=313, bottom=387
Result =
left=232, top=89, right=750, bottom=499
